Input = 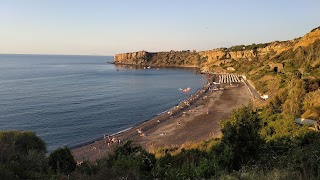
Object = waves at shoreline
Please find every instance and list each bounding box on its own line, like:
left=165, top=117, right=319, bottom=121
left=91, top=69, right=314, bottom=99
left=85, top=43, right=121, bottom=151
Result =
left=69, top=76, right=212, bottom=151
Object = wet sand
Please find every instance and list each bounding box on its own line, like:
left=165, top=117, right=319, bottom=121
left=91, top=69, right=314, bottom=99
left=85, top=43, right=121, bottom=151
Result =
left=72, top=75, right=251, bottom=162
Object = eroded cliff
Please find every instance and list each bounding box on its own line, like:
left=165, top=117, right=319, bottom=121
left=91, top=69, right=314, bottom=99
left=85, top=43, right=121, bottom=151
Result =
left=114, top=50, right=204, bottom=68
left=113, top=27, right=320, bottom=72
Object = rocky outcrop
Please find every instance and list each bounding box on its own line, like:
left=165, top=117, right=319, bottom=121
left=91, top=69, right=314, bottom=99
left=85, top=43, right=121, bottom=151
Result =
left=114, top=50, right=202, bottom=67
left=198, top=41, right=293, bottom=63
left=114, top=50, right=148, bottom=65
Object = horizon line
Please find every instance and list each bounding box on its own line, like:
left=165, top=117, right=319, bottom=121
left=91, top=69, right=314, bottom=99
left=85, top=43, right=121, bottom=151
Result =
left=0, top=53, right=114, bottom=57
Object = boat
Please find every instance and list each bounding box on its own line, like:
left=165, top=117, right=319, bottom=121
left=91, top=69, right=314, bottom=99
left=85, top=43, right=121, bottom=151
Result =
left=182, top=87, right=191, bottom=92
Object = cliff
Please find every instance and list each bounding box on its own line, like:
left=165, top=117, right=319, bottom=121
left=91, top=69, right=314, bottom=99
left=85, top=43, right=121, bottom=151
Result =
left=113, top=50, right=204, bottom=67
left=113, top=27, right=320, bottom=72
left=113, top=50, right=148, bottom=65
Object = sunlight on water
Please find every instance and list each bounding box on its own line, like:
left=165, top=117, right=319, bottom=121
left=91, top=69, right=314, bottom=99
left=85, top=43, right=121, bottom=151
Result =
left=0, top=54, right=207, bottom=151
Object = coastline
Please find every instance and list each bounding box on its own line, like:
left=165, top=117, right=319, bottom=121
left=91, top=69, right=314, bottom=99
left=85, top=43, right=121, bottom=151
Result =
left=69, top=73, right=210, bottom=151
left=72, top=74, right=251, bottom=162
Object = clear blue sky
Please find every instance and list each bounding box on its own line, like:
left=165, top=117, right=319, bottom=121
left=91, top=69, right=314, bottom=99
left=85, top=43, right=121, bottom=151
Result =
left=0, top=0, right=319, bottom=55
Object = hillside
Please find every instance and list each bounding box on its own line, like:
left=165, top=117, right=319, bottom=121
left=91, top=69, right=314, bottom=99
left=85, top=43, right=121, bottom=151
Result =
left=114, top=27, right=320, bottom=73
left=114, top=27, right=320, bottom=121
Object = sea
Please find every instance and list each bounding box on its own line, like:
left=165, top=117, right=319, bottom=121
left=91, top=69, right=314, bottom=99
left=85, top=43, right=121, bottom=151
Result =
left=0, top=54, right=207, bottom=152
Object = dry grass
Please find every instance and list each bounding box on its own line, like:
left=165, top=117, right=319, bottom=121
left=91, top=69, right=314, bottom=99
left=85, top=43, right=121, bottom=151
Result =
left=149, top=138, right=221, bottom=158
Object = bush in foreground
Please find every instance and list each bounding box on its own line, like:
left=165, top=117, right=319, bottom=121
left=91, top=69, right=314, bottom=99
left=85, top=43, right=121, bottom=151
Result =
left=48, top=146, right=76, bottom=175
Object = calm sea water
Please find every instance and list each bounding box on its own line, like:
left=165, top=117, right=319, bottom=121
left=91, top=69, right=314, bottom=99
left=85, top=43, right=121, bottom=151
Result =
left=0, top=54, right=207, bottom=151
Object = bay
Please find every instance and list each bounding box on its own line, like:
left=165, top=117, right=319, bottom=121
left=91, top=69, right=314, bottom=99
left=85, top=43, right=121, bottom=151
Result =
left=0, top=54, right=207, bottom=151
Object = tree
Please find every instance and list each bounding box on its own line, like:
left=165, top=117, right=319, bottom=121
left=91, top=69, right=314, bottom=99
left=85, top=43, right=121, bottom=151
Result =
left=48, top=147, right=76, bottom=175
left=104, top=140, right=156, bottom=179
left=0, top=131, right=46, bottom=155
left=14, top=131, right=47, bottom=154
left=219, top=105, right=263, bottom=170
left=0, top=131, right=48, bottom=179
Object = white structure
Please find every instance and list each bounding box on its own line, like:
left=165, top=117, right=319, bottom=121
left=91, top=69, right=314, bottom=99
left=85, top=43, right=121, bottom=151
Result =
left=218, top=74, right=241, bottom=84
left=261, top=95, right=269, bottom=100
left=295, top=118, right=316, bottom=125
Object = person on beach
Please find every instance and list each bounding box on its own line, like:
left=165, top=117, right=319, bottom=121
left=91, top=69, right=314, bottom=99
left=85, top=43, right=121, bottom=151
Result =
left=205, top=108, right=209, bottom=114
left=107, top=135, right=113, bottom=145
left=104, top=134, right=107, bottom=143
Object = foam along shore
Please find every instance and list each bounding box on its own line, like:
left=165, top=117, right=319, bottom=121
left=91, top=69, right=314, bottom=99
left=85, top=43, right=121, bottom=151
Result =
left=72, top=74, right=251, bottom=162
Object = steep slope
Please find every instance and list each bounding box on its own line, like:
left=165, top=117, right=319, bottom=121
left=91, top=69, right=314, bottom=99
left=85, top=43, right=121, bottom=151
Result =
left=113, top=26, right=320, bottom=122
left=113, top=27, right=320, bottom=73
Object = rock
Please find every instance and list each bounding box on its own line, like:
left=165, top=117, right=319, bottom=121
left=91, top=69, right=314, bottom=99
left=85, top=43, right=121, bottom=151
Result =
left=112, top=26, right=320, bottom=71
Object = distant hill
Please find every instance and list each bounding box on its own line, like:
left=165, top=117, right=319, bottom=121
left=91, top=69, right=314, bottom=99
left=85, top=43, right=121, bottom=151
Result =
left=113, top=26, right=320, bottom=73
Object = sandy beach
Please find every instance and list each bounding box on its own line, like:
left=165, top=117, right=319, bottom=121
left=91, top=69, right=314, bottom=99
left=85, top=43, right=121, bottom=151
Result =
left=72, top=75, right=251, bottom=162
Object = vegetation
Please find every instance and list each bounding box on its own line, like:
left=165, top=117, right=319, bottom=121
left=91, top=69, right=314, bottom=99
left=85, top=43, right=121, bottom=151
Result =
left=149, top=50, right=204, bottom=67
left=2, top=28, right=320, bottom=179
left=48, top=147, right=76, bottom=174
left=0, top=103, right=320, bottom=179
left=229, top=42, right=272, bottom=52
left=2, top=103, right=319, bottom=179
left=69, top=106, right=320, bottom=179
left=0, top=131, right=48, bottom=179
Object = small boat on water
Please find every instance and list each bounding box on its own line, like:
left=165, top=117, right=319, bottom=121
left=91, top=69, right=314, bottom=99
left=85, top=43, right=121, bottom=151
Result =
left=182, top=87, right=191, bottom=92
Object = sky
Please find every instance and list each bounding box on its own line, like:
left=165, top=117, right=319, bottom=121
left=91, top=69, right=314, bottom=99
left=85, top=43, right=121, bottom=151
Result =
left=0, top=0, right=319, bottom=55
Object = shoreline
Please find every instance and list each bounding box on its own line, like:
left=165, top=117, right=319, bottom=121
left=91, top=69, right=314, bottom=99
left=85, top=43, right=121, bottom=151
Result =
left=72, top=74, right=251, bottom=162
left=70, top=74, right=212, bottom=151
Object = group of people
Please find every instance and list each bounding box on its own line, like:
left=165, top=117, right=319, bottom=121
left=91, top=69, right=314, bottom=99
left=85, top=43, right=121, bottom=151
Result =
left=104, top=134, right=121, bottom=146
left=137, top=128, right=146, bottom=137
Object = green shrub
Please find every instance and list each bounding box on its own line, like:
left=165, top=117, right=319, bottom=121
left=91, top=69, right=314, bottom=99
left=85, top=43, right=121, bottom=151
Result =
left=0, top=131, right=46, bottom=155
left=0, top=131, right=48, bottom=179
left=219, top=105, right=263, bottom=170
left=48, top=147, right=76, bottom=175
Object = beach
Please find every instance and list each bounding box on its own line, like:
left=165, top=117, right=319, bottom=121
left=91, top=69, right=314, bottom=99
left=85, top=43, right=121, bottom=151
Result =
left=72, top=75, right=251, bottom=162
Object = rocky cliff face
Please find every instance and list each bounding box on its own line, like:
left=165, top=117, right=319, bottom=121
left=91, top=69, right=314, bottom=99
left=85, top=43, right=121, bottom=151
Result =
left=114, top=50, right=148, bottom=65
left=198, top=41, right=293, bottom=63
left=113, top=27, right=320, bottom=71
left=114, top=50, right=203, bottom=67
